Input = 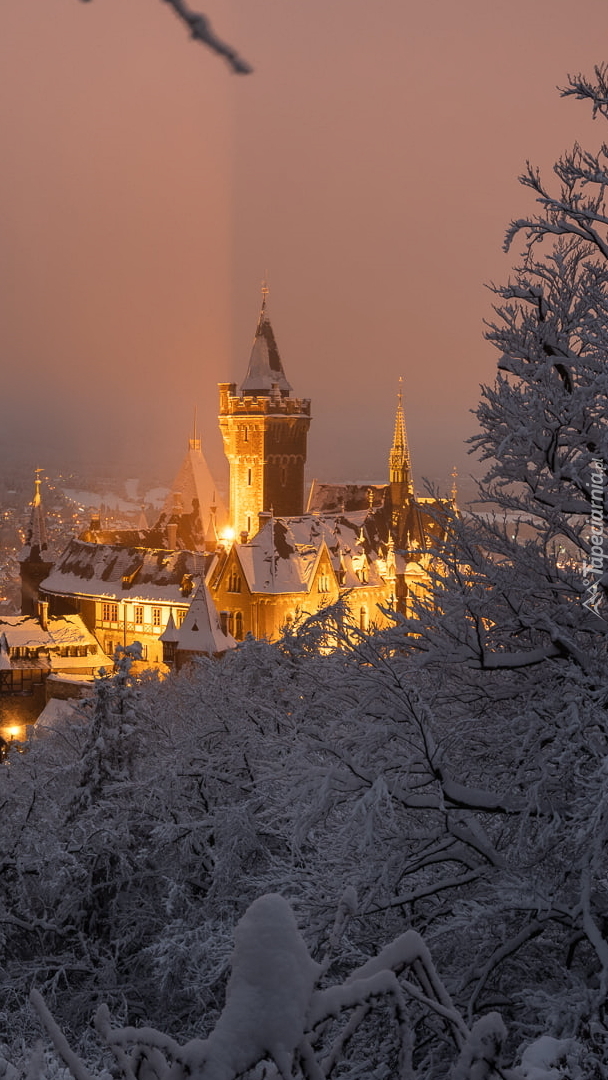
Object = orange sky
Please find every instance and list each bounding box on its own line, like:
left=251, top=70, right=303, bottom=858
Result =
left=2, top=1, right=608, bottom=499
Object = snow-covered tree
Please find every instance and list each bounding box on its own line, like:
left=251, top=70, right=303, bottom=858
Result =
left=9, top=65, right=608, bottom=1079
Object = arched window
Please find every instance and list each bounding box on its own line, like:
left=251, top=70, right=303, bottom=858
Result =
left=228, top=570, right=242, bottom=593
left=359, top=607, right=369, bottom=632
left=235, top=611, right=243, bottom=640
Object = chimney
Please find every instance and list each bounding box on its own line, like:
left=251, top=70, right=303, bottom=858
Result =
left=240, top=530, right=249, bottom=544
left=37, top=599, right=49, bottom=631
left=258, top=510, right=272, bottom=533
left=167, top=523, right=178, bottom=549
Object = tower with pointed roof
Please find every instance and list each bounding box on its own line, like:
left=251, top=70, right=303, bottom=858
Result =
left=389, top=378, right=413, bottom=506
left=387, top=380, right=427, bottom=551
left=218, top=289, right=311, bottom=538
left=19, top=471, right=54, bottom=616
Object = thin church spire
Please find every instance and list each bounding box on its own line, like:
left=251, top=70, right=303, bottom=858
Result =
left=389, top=378, right=413, bottom=496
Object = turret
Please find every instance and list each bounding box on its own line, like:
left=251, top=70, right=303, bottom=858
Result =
left=219, top=287, right=311, bottom=537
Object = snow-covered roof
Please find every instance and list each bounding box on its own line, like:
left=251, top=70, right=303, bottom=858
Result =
left=0, top=613, right=100, bottom=652
left=176, top=580, right=236, bottom=656
left=35, top=697, right=82, bottom=729
left=159, top=611, right=179, bottom=643
left=240, top=303, right=292, bottom=397
left=41, top=540, right=208, bottom=603
left=306, top=480, right=388, bottom=514
left=231, top=513, right=387, bottom=596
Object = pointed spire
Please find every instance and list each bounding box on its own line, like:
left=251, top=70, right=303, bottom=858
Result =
left=389, top=378, right=413, bottom=496
left=189, top=405, right=201, bottom=451
left=23, top=469, right=49, bottom=558
left=159, top=610, right=179, bottom=643
left=240, top=283, right=293, bottom=397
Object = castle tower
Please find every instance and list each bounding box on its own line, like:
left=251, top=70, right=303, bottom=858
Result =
left=219, top=289, right=311, bottom=538
left=19, top=470, right=54, bottom=615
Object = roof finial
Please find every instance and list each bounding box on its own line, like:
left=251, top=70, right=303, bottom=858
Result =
left=451, top=465, right=458, bottom=505
left=261, top=274, right=269, bottom=313
left=189, top=406, right=201, bottom=451
left=33, top=467, right=43, bottom=507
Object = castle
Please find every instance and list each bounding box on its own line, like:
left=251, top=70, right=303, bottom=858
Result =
left=16, top=292, right=452, bottom=675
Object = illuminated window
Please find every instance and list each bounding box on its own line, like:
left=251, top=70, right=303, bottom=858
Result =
left=134, top=605, right=144, bottom=625
left=228, top=570, right=242, bottom=593
left=177, top=609, right=186, bottom=626
left=152, top=607, right=162, bottom=628
left=102, top=603, right=118, bottom=623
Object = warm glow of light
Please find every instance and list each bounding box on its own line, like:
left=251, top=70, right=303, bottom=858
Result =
left=1, top=723, right=27, bottom=741
left=220, top=527, right=235, bottom=543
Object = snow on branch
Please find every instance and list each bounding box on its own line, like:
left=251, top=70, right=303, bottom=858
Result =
left=29, top=990, right=96, bottom=1080
left=28, top=895, right=514, bottom=1079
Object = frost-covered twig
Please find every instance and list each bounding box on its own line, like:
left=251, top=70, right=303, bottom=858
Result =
left=29, top=990, right=95, bottom=1080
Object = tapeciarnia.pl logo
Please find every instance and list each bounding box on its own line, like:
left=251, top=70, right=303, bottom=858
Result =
left=582, top=458, right=607, bottom=618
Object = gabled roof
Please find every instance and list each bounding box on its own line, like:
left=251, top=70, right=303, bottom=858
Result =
left=176, top=581, right=236, bottom=656
left=41, top=539, right=210, bottom=603
left=240, top=296, right=292, bottom=397
left=227, top=513, right=389, bottom=597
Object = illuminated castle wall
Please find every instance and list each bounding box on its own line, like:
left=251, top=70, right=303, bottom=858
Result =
left=219, top=293, right=311, bottom=538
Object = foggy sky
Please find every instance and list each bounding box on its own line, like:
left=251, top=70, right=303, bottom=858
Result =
left=2, top=1, right=608, bottom=500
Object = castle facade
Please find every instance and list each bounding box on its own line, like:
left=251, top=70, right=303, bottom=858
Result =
left=20, top=292, right=450, bottom=668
